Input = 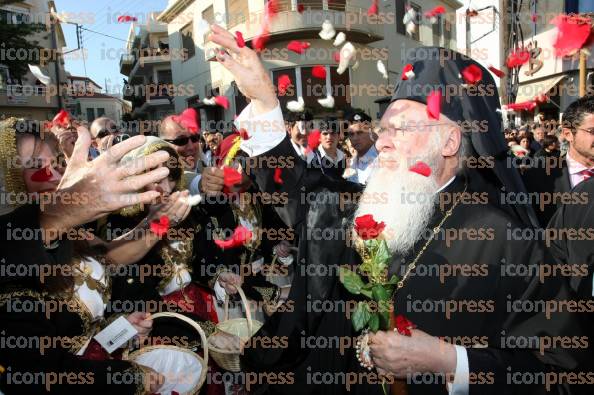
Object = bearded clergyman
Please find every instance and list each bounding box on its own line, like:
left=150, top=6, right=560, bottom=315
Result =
left=205, top=24, right=590, bottom=395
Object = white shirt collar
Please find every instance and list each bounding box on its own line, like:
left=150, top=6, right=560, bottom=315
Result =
left=566, top=152, right=590, bottom=175
left=290, top=139, right=307, bottom=159
left=318, top=145, right=345, bottom=164
left=437, top=176, right=457, bottom=193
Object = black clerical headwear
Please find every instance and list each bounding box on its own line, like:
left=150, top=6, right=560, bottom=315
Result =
left=391, top=47, right=538, bottom=227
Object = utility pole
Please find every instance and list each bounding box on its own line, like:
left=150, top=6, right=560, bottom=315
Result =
left=49, top=13, right=62, bottom=111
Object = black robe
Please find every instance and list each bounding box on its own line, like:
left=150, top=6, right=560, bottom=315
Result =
left=240, top=136, right=590, bottom=395
left=0, top=205, right=144, bottom=395
left=547, top=177, right=594, bottom=302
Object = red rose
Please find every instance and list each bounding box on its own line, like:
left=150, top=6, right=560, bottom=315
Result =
left=354, top=214, right=385, bottom=240
left=394, top=314, right=416, bottom=336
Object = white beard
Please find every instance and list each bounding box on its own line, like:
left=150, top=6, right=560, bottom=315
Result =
left=355, top=140, right=443, bottom=255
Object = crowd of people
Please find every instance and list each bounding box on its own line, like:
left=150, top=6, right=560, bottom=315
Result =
left=1, top=24, right=593, bottom=395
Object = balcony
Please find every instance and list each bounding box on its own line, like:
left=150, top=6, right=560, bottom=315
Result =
left=240, top=0, right=384, bottom=45
left=0, top=84, right=57, bottom=107
left=127, top=47, right=172, bottom=79
left=120, top=54, right=135, bottom=75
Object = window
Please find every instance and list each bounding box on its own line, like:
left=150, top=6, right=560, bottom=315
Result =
left=432, top=15, right=442, bottom=46
left=301, top=66, right=327, bottom=111
left=395, top=1, right=406, bottom=35
left=157, top=69, right=173, bottom=85
left=97, top=108, right=105, bottom=117
left=327, top=0, right=346, bottom=11
left=86, top=108, right=95, bottom=122
left=444, top=19, right=452, bottom=49
left=227, top=0, right=248, bottom=28
left=295, top=0, right=323, bottom=11
left=181, top=22, right=195, bottom=61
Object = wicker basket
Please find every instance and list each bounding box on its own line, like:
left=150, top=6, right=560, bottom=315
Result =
left=207, top=286, right=263, bottom=372
left=127, top=312, right=208, bottom=395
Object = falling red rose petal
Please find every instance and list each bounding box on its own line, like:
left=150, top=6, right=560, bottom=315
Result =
left=239, top=128, right=250, bottom=140
left=214, top=96, right=229, bottom=109
left=488, top=65, right=506, bottom=78
left=426, top=89, right=441, bottom=120
left=506, top=48, right=530, bottom=68
left=297, top=4, right=305, bottom=13
left=307, top=129, right=321, bottom=152
left=367, top=0, right=378, bottom=16
left=551, top=14, right=593, bottom=57
left=171, top=108, right=200, bottom=133
left=235, top=31, right=245, bottom=48
left=312, top=65, right=327, bottom=79
left=425, top=5, right=446, bottom=18
left=30, top=167, right=52, bottom=182
left=223, top=167, right=243, bottom=187
left=273, top=168, right=283, bottom=184
left=52, top=109, right=71, bottom=127
left=287, top=40, right=310, bottom=54
left=277, top=74, right=291, bottom=95
left=461, top=64, right=483, bottom=85
left=150, top=216, right=170, bottom=237
left=214, top=225, right=253, bottom=249
left=266, top=0, right=280, bottom=18
left=409, top=162, right=432, bottom=177
left=401, top=63, right=414, bottom=80
left=506, top=101, right=537, bottom=112
left=252, top=25, right=271, bottom=51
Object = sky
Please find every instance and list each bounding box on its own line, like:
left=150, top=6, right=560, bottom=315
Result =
left=55, top=0, right=168, bottom=96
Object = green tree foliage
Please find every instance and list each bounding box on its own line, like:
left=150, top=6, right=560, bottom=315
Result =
left=0, top=0, right=48, bottom=79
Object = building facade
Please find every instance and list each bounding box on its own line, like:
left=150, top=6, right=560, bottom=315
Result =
left=0, top=0, right=68, bottom=121
left=513, top=1, right=594, bottom=124
left=65, top=75, right=130, bottom=123
left=120, top=12, right=175, bottom=121
left=157, top=0, right=461, bottom=128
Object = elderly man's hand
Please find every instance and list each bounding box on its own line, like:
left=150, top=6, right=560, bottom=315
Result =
left=39, top=125, right=171, bottom=244
left=368, top=328, right=457, bottom=379
left=208, top=24, right=278, bottom=115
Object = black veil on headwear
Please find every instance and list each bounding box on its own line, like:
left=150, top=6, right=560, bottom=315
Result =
left=390, top=47, right=539, bottom=228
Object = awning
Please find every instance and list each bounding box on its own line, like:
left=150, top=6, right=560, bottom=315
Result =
left=515, top=75, right=565, bottom=103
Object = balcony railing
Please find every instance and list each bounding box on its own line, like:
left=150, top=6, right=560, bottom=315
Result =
left=234, top=0, right=382, bottom=44
left=0, top=84, right=48, bottom=96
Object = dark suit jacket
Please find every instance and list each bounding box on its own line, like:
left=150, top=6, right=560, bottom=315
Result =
left=522, top=156, right=572, bottom=227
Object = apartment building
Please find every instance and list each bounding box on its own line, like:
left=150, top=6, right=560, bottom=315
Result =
left=120, top=12, right=175, bottom=120
left=512, top=1, right=594, bottom=123
left=65, top=75, right=130, bottom=123
left=0, top=0, right=68, bottom=121
left=157, top=0, right=461, bottom=128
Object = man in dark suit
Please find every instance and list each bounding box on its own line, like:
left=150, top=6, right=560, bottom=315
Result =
left=522, top=95, right=594, bottom=227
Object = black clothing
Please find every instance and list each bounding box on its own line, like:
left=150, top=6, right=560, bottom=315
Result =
left=239, top=136, right=589, bottom=395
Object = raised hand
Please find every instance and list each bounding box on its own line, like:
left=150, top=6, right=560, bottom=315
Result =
left=40, top=126, right=171, bottom=243
left=208, top=24, right=278, bottom=115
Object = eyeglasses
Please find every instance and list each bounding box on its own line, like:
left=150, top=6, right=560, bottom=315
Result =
left=575, top=127, right=594, bottom=135
left=96, top=127, right=121, bottom=139
left=373, top=123, right=455, bottom=137
left=164, top=135, right=201, bottom=146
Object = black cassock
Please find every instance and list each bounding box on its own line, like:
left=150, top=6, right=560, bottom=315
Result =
left=240, top=136, right=590, bottom=395
left=547, top=177, right=594, bottom=305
